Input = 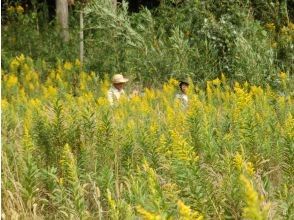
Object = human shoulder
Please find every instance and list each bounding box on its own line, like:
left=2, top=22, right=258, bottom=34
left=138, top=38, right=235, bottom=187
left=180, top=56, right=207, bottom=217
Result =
left=108, top=86, right=117, bottom=94
left=176, top=93, right=183, bottom=99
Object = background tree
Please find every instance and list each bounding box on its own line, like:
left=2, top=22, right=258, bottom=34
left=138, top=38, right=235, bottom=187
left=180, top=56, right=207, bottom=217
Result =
left=56, top=0, right=71, bottom=42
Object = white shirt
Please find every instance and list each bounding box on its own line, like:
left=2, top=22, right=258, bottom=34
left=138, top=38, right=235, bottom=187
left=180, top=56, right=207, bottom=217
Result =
left=107, top=86, right=126, bottom=105
left=176, top=93, right=188, bottom=107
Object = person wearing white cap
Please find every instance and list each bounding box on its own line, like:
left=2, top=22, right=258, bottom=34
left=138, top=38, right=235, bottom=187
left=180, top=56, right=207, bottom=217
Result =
left=107, top=74, right=129, bottom=105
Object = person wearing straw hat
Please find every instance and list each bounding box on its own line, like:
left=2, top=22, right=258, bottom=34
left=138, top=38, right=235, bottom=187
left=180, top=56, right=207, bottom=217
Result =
left=107, top=74, right=129, bottom=105
left=175, top=79, right=189, bottom=108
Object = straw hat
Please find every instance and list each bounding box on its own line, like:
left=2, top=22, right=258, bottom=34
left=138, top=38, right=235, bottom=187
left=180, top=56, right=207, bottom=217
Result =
left=112, top=74, right=129, bottom=84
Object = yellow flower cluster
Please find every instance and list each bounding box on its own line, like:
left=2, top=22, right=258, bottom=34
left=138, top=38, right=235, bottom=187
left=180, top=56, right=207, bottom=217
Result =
left=7, top=5, right=24, bottom=14
left=136, top=206, right=162, bottom=220
left=136, top=200, right=204, bottom=220
left=233, top=152, right=255, bottom=176
left=170, top=130, right=198, bottom=163
left=279, top=71, right=287, bottom=81
left=5, top=74, right=18, bottom=88
left=240, top=175, right=269, bottom=220
left=60, top=143, right=79, bottom=185
left=143, top=161, right=159, bottom=196
left=177, top=200, right=203, bottom=220
left=265, top=23, right=275, bottom=31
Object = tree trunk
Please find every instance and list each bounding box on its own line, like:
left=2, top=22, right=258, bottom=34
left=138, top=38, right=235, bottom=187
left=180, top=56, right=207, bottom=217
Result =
left=56, top=0, right=69, bottom=42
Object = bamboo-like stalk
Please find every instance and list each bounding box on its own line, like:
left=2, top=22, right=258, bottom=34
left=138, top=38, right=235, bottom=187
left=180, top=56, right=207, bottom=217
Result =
left=80, top=10, right=84, bottom=65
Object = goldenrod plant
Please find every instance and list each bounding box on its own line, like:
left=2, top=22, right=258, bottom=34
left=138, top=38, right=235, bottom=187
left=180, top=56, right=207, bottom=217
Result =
left=1, top=55, right=293, bottom=219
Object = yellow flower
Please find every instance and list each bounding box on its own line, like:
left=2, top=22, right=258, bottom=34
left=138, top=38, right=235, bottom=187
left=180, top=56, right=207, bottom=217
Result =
left=25, top=72, right=32, bottom=83
left=170, top=130, right=198, bottom=162
left=7, top=6, right=15, bottom=14
left=96, top=97, right=108, bottom=106
left=234, top=81, right=240, bottom=88
left=177, top=200, right=203, bottom=220
left=284, top=113, right=294, bottom=138
left=48, top=86, right=57, bottom=97
left=279, top=71, right=287, bottom=80
left=90, top=71, right=95, bottom=79
left=56, top=73, right=62, bottom=82
left=80, top=72, right=88, bottom=81
left=251, top=86, right=263, bottom=97
left=140, top=100, right=151, bottom=114
left=145, top=88, right=156, bottom=99
left=9, top=59, right=20, bottom=72
left=16, top=5, right=24, bottom=14
left=168, top=78, right=179, bottom=87
left=75, top=59, right=81, bottom=67
left=178, top=200, right=191, bottom=218
left=84, top=92, right=94, bottom=101
left=233, top=152, right=243, bottom=171
left=289, top=22, right=294, bottom=30
left=43, top=86, right=57, bottom=98
left=234, top=152, right=255, bottom=175
left=281, top=26, right=288, bottom=34
left=127, top=119, right=135, bottom=130
left=6, top=74, right=18, bottom=88
left=163, top=83, right=174, bottom=95
left=49, top=70, right=55, bottom=79
left=234, top=86, right=252, bottom=109
left=80, top=80, right=86, bottom=91
left=19, top=88, right=27, bottom=100
left=142, top=160, right=158, bottom=196
left=265, top=23, right=275, bottom=31
left=149, top=123, right=158, bottom=134
left=240, top=174, right=258, bottom=202
left=29, top=83, right=35, bottom=91
left=16, top=54, right=25, bottom=63
left=35, top=81, right=41, bottom=90
left=240, top=175, right=268, bottom=220
left=1, top=99, right=9, bottom=109
left=64, top=61, right=73, bottom=70
left=101, top=79, right=110, bottom=95
left=246, top=162, right=255, bottom=176
left=271, top=42, right=277, bottom=48
left=23, top=125, right=35, bottom=151
left=60, top=143, right=79, bottom=184
left=31, top=71, right=39, bottom=81
left=212, top=78, right=221, bottom=86
left=136, top=206, right=161, bottom=220
left=29, top=98, right=41, bottom=108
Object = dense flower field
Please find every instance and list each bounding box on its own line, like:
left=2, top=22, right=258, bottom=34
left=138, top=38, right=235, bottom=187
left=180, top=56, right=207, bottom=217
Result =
left=1, top=55, right=293, bottom=219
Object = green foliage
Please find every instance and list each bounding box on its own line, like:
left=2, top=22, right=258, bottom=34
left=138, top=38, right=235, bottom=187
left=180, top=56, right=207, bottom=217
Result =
left=2, top=0, right=293, bottom=85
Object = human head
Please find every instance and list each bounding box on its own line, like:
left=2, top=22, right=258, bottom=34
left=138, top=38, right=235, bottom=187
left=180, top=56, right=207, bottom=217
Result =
left=112, top=74, right=129, bottom=91
left=179, top=81, right=189, bottom=94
